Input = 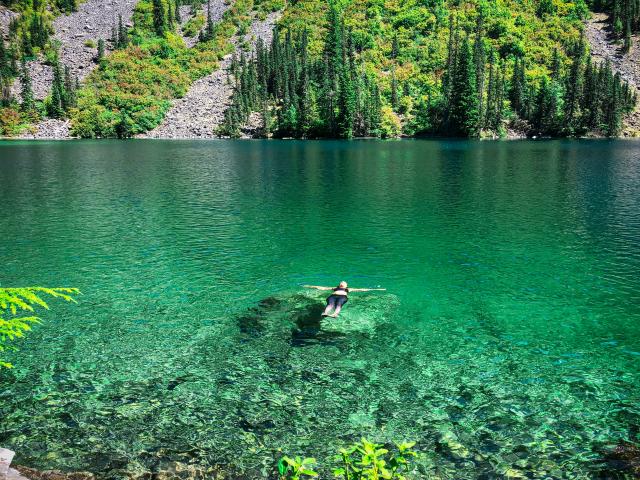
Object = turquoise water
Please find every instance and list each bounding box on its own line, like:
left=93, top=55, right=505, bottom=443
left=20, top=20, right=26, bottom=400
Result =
left=0, top=139, right=639, bottom=479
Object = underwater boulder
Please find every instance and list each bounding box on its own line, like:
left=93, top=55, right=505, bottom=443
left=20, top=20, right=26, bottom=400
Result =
left=597, top=441, right=640, bottom=478
left=234, top=290, right=399, bottom=346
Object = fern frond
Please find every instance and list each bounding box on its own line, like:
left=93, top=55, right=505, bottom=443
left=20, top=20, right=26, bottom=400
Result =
left=0, top=287, right=79, bottom=369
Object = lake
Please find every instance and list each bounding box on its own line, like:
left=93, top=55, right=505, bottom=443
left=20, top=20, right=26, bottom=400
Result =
left=1, top=139, right=639, bottom=479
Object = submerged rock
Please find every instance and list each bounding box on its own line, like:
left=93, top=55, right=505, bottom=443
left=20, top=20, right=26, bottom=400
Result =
left=14, top=466, right=94, bottom=480
left=597, top=441, right=640, bottom=478
left=233, top=290, right=399, bottom=347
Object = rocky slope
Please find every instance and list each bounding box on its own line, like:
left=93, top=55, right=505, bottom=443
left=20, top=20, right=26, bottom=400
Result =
left=585, top=12, right=640, bottom=135
left=12, top=0, right=138, bottom=101
left=0, top=6, right=19, bottom=36
left=138, top=11, right=280, bottom=139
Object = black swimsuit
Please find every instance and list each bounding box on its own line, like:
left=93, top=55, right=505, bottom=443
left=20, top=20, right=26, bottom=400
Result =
left=327, top=287, right=349, bottom=307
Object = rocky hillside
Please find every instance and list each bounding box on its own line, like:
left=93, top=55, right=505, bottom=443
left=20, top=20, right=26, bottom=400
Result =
left=1, top=0, right=638, bottom=139
left=585, top=11, right=640, bottom=136
left=139, top=10, right=279, bottom=138
left=12, top=0, right=138, bottom=100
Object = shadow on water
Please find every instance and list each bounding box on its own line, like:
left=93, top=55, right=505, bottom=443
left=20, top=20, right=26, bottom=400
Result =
left=236, top=296, right=283, bottom=337
left=290, top=302, right=347, bottom=347
left=234, top=292, right=350, bottom=347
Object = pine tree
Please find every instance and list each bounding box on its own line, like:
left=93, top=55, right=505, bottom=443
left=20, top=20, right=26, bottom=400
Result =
left=298, top=29, right=312, bottom=136
left=442, top=13, right=457, bottom=110
left=261, top=98, right=271, bottom=137
left=474, top=7, right=486, bottom=128
left=390, top=67, right=398, bottom=110
left=201, top=0, right=214, bottom=41
left=623, top=17, right=632, bottom=52
left=97, top=39, right=105, bottom=62
left=581, top=55, right=599, bottom=130
left=64, top=65, right=77, bottom=109
left=564, top=36, right=585, bottom=133
left=550, top=48, right=561, bottom=82
left=449, top=35, right=479, bottom=136
left=153, top=0, right=168, bottom=37
left=117, top=14, right=129, bottom=48
left=0, top=35, right=7, bottom=77
left=605, top=74, right=621, bottom=136
left=391, top=35, right=399, bottom=59
left=534, top=76, right=560, bottom=134
left=484, top=48, right=495, bottom=129
left=494, top=60, right=506, bottom=132
left=20, top=58, right=35, bottom=113
left=21, top=29, right=32, bottom=58
left=510, top=55, right=526, bottom=117
left=175, top=0, right=182, bottom=23
left=111, top=21, right=118, bottom=46
left=48, top=57, right=65, bottom=118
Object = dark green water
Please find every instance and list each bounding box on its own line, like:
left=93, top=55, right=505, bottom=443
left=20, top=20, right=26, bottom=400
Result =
left=1, top=140, right=639, bottom=479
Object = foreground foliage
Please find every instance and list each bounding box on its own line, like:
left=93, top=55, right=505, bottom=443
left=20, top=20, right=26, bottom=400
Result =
left=0, top=287, right=79, bottom=368
left=278, top=439, right=418, bottom=480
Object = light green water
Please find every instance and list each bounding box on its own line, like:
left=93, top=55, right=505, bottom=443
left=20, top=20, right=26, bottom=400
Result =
left=0, top=139, right=639, bottom=479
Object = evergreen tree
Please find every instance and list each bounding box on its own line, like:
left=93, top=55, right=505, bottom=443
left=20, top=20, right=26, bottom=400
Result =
left=442, top=12, right=458, bottom=120
left=533, top=76, right=561, bottom=134
left=201, top=0, right=215, bottom=41
left=449, top=35, right=479, bottom=136
left=390, top=67, right=398, bottom=110
left=175, top=0, right=182, bottom=23
left=510, top=55, right=526, bottom=117
left=48, top=57, right=65, bottom=118
left=261, top=98, right=271, bottom=137
left=484, top=48, right=495, bottom=129
left=64, top=65, right=77, bottom=109
left=550, top=48, right=561, bottom=82
left=391, top=35, right=399, bottom=59
left=605, top=74, right=621, bottom=136
left=494, top=60, right=506, bottom=131
left=564, top=36, right=585, bottom=133
left=117, top=14, right=129, bottom=48
left=0, top=35, right=7, bottom=77
left=153, top=0, right=168, bottom=37
left=581, top=55, right=600, bottom=130
left=19, top=58, right=35, bottom=113
left=97, top=39, right=105, bottom=62
left=474, top=7, right=486, bottom=128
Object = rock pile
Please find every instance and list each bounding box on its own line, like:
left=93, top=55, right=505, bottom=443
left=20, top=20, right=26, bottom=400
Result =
left=17, top=118, right=72, bottom=139
left=585, top=12, right=640, bottom=135
left=140, top=10, right=280, bottom=139
left=13, top=0, right=138, bottom=100
left=0, top=6, right=18, bottom=38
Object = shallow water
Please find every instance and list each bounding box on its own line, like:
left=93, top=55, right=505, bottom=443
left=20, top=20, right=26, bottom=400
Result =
left=0, top=139, right=639, bottom=479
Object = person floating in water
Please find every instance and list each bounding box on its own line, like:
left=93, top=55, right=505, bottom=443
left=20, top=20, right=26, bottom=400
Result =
left=303, top=281, right=386, bottom=318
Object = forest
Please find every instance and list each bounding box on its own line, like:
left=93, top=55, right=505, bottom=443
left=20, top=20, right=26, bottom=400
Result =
left=219, top=2, right=636, bottom=138
left=0, top=0, right=637, bottom=138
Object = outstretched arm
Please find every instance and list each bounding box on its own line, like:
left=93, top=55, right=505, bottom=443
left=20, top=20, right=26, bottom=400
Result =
left=303, top=285, right=334, bottom=291
left=350, top=288, right=386, bottom=292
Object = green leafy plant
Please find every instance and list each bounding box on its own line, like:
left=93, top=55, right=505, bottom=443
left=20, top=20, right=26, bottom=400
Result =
left=279, top=439, right=417, bottom=480
left=278, top=456, right=318, bottom=479
left=0, top=287, right=79, bottom=368
left=333, top=439, right=418, bottom=480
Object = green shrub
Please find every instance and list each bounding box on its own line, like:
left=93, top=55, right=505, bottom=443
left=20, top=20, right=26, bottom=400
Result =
left=70, top=0, right=248, bottom=137
left=182, top=13, right=205, bottom=37
left=278, top=439, right=418, bottom=480
left=0, top=107, right=26, bottom=136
